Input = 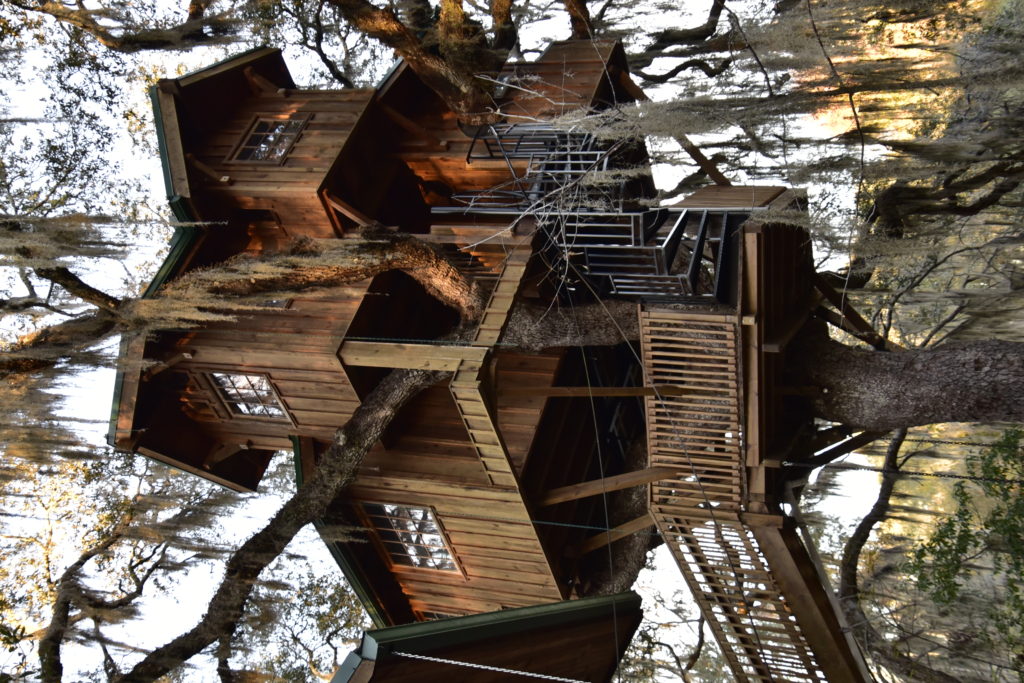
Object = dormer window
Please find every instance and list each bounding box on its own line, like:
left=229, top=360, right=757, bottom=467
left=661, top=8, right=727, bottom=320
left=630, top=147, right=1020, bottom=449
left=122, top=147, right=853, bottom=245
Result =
left=209, top=372, right=287, bottom=419
left=230, top=116, right=307, bottom=163
left=363, top=503, right=457, bottom=571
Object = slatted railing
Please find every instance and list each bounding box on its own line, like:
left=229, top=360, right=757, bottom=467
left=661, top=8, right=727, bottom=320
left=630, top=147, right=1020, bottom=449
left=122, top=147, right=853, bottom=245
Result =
left=449, top=246, right=532, bottom=486
left=641, top=309, right=831, bottom=682
left=656, top=514, right=828, bottom=681
left=642, top=311, right=743, bottom=509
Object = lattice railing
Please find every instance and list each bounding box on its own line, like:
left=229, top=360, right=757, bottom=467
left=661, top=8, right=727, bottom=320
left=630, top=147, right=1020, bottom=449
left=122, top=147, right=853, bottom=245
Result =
left=642, top=311, right=743, bottom=510
left=656, top=513, right=828, bottom=681
left=642, top=309, right=831, bottom=682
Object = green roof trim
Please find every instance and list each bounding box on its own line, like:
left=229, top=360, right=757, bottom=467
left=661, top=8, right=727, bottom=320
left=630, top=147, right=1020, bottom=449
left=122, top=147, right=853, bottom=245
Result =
left=333, top=591, right=643, bottom=682
left=291, top=439, right=390, bottom=629
left=106, top=89, right=203, bottom=447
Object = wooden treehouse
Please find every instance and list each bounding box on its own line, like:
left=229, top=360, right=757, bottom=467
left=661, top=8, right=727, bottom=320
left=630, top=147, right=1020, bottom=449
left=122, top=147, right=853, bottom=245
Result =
left=110, top=43, right=879, bottom=682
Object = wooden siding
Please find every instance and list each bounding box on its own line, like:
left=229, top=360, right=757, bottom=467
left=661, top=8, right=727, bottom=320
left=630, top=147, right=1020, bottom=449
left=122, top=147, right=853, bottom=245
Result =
left=170, top=291, right=367, bottom=447
left=195, top=90, right=375, bottom=237
left=339, top=248, right=567, bottom=616
left=347, top=476, right=564, bottom=614
left=501, top=40, right=621, bottom=120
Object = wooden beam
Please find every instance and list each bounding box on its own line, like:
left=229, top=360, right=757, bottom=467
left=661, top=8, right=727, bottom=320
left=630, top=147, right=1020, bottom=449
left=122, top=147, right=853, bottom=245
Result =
left=801, top=430, right=889, bottom=468
left=752, top=522, right=874, bottom=683
left=203, top=440, right=251, bottom=469
left=813, top=273, right=903, bottom=351
left=571, top=514, right=656, bottom=557
left=376, top=99, right=445, bottom=148
left=323, top=190, right=373, bottom=227
left=763, top=309, right=810, bottom=353
left=339, top=341, right=486, bottom=370
left=498, top=384, right=692, bottom=398
left=538, top=467, right=676, bottom=507
left=243, top=66, right=280, bottom=95
left=185, top=153, right=231, bottom=185
left=142, top=352, right=192, bottom=382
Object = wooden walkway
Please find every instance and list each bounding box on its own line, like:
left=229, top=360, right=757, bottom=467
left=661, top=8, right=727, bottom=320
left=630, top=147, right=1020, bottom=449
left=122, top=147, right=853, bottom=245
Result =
left=640, top=221, right=872, bottom=682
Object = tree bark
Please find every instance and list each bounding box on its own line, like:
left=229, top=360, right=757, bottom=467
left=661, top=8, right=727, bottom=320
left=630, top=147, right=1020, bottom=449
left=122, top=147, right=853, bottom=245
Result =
left=325, top=0, right=504, bottom=124
left=502, top=298, right=639, bottom=351
left=793, top=336, right=1024, bottom=430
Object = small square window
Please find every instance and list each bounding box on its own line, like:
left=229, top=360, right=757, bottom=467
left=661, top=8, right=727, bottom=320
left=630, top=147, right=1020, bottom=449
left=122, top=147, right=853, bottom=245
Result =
left=364, top=503, right=457, bottom=571
left=209, top=372, right=287, bottom=419
left=231, top=117, right=306, bottom=163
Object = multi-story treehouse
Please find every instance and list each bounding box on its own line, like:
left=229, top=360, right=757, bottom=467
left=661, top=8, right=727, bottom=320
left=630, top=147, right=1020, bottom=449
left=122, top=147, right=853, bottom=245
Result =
left=111, top=42, right=877, bottom=682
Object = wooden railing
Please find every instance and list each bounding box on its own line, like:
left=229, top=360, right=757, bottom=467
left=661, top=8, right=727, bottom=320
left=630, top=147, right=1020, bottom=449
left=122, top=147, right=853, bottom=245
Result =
left=641, top=309, right=835, bottom=682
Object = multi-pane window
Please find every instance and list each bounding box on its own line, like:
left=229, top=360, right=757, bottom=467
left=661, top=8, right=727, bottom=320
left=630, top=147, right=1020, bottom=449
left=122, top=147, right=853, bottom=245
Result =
left=231, top=117, right=306, bottom=162
left=363, top=503, right=456, bottom=571
left=209, top=372, right=287, bottom=419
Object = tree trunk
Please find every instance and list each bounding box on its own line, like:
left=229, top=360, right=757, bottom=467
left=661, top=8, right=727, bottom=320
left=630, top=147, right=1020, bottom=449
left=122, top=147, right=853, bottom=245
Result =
left=794, top=336, right=1024, bottom=430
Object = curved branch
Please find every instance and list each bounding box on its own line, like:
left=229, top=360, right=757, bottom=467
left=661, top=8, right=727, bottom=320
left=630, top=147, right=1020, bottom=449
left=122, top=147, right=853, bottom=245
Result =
left=8, top=0, right=236, bottom=52
left=490, top=0, right=517, bottom=51
left=34, top=267, right=123, bottom=314
left=1, top=312, right=118, bottom=380
left=635, top=57, right=732, bottom=84
left=325, top=0, right=503, bottom=123
left=838, top=432, right=962, bottom=683
left=162, top=231, right=486, bottom=322
left=629, top=0, right=727, bottom=69
left=39, top=533, right=125, bottom=683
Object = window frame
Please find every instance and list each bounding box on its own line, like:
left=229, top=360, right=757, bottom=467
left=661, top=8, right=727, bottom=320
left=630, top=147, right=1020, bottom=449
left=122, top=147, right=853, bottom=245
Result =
left=225, top=114, right=310, bottom=165
left=360, top=503, right=463, bottom=575
left=205, top=371, right=293, bottom=425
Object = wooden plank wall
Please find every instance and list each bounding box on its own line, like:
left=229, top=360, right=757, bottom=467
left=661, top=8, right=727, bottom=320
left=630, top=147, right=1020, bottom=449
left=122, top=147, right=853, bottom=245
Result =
left=348, top=474, right=564, bottom=615
left=365, top=604, right=640, bottom=682
left=172, top=291, right=367, bottom=449
left=197, top=90, right=375, bottom=237
left=501, top=40, right=619, bottom=120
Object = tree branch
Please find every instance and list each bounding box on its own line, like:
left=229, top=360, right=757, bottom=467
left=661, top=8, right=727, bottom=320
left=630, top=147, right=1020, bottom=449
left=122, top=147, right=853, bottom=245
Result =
left=34, top=267, right=122, bottom=314
left=114, top=367, right=446, bottom=682
left=560, top=0, right=592, bottom=39
left=838, top=431, right=963, bottom=683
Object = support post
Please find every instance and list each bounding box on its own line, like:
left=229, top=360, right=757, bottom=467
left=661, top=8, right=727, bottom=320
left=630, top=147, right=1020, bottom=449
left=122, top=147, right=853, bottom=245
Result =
left=570, top=514, right=656, bottom=557
left=538, top=467, right=676, bottom=507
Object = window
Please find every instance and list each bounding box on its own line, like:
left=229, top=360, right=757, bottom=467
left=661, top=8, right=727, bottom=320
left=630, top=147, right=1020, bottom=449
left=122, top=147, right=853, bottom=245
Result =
left=209, top=372, right=287, bottom=419
left=231, top=117, right=306, bottom=163
left=363, top=503, right=457, bottom=571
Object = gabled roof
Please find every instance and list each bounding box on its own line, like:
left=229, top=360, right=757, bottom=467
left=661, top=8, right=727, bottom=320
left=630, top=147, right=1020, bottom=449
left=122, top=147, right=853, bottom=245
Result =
left=333, top=591, right=643, bottom=682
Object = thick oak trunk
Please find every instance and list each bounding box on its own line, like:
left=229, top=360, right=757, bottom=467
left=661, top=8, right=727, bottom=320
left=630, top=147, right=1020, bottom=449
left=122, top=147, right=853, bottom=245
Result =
left=795, top=336, right=1024, bottom=430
